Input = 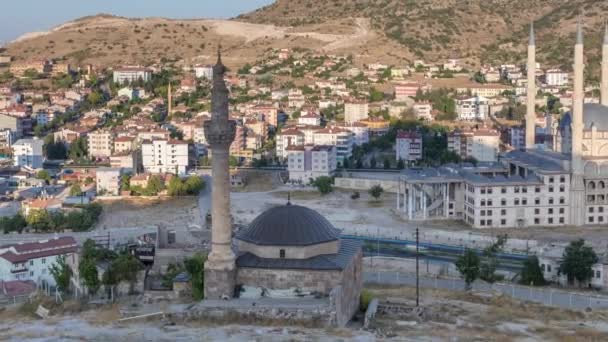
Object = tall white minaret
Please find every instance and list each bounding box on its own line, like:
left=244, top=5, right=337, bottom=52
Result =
left=572, top=19, right=585, bottom=174
left=525, top=23, right=536, bottom=149
left=601, top=22, right=608, bottom=106
left=570, top=18, right=586, bottom=227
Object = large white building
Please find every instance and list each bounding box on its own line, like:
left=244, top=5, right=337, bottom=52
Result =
left=456, top=96, right=489, bottom=121
left=194, top=65, right=213, bottom=80
left=544, top=69, right=569, bottom=87
left=276, top=128, right=305, bottom=159
left=396, top=130, right=423, bottom=162
left=344, top=101, right=369, bottom=124
left=88, top=130, right=115, bottom=158
left=448, top=128, right=500, bottom=162
left=96, top=167, right=123, bottom=196
left=113, top=67, right=152, bottom=84
left=397, top=22, right=608, bottom=229
left=12, top=138, right=44, bottom=169
left=142, top=139, right=190, bottom=175
left=338, top=122, right=369, bottom=146
left=287, top=145, right=337, bottom=183
left=0, top=237, right=77, bottom=288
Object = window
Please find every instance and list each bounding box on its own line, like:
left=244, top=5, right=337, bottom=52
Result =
left=481, top=200, right=486, bottom=207
left=487, top=200, right=493, bottom=206
left=279, top=249, right=286, bottom=258
left=549, top=198, right=554, bottom=205
left=548, top=218, right=554, bottom=224
left=549, top=177, right=554, bottom=183
left=597, top=271, right=601, bottom=278
left=589, top=207, right=595, bottom=213
left=481, top=210, right=486, bottom=216
left=600, top=207, right=605, bottom=213
left=42, top=258, right=46, bottom=264
left=560, top=176, right=565, bottom=183
left=549, top=186, right=554, bottom=193
left=487, top=188, right=493, bottom=194
left=541, top=264, right=546, bottom=271
left=548, top=208, right=553, bottom=214
left=487, top=220, right=492, bottom=226
left=29, top=271, right=33, bottom=277
left=535, top=187, right=541, bottom=193
left=501, top=187, right=507, bottom=194
left=559, top=197, right=565, bottom=204
left=487, top=210, right=493, bottom=216
left=514, top=187, right=520, bottom=193
left=29, top=260, right=33, bottom=266
left=589, top=216, right=595, bottom=223
left=559, top=217, right=565, bottom=224
left=481, top=188, right=486, bottom=194
left=559, top=185, right=565, bottom=193
left=480, top=220, right=486, bottom=226
left=600, top=216, right=604, bottom=223
left=535, top=209, right=540, bottom=215
left=514, top=198, right=520, bottom=205
left=522, top=187, right=528, bottom=193
left=535, top=198, right=540, bottom=205
left=547, top=265, right=552, bottom=272
left=559, top=208, right=565, bottom=214
left=501, top=209, right=506, bottom=215
left=522, top=198, right=528, bottom=205
left=501, top=199, right=507, bottom=206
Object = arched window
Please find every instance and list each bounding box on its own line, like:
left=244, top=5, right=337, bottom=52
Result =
left=514, top=198, right=520, bottom=205
left=600, top=181, right=606, bottom=189
left=588, top=181, right=596, bottom=190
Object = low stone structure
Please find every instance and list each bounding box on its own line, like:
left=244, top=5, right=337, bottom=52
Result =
left=335, top=175, right=399, bottom=193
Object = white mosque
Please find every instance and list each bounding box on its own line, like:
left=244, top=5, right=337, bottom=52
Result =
left=397, top=20, right=608, bottom=228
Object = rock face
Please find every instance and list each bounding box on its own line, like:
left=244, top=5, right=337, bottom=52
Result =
left=203, top=49, right=237, bottom=300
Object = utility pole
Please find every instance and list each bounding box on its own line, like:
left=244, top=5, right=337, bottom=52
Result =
left=416, top=227, right=420, bottom=307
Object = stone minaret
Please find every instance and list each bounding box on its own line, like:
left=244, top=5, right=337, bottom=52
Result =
left=601, top=23, right=608, bottom=106
left=525, top=23, right=536, bottom=149
left=203, top=48, right=237, bottom=299
left=167, top=82, right=172, bottom=116
left=570, top=19, right=586, bottom=226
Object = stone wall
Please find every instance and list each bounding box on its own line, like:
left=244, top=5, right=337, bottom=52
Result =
left=237, top=268, right=341, bottom=293
left=333, top=248, right=363, bottom=326
left=335, top=177, right=399, bottom=193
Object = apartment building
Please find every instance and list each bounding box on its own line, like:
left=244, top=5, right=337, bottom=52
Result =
left=12, top=138, right=44, bottom=169
left=88, top=130, right=115, bottom=158
left=344, top=101, right=369, bottom=124
left=287, top=145, right=337, bottom=183
left=113, top=67, right=152, bottom=84
left=313, top=127, right=353, bottom=165
left=456, top=96, right=490, bottom=121
left=96, top=167, right=123, bottom=196
left=276, top=128, right=305, bottom=159
left=142, top=139, right=190, bottom=175
left=448, top=128, right=500, bottom=162
left=395, top=130, right=423, bottom=162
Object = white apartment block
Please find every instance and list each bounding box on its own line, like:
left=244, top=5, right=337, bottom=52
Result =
left=298, top=113, right=322, bottom=126
left=396, top=130, right=423, bottom=162
left=338, top=122, right=369, bottom=146
left=113, top=67, right=152, bottom=84
left=344, top=101, right=369, bottom=124
left=96, top=167, right=123, bottom=196
left=0, top=237, right=77, bottom=288
left=413, top=102, right=433, bottom=121
left=194, top=65, right=213, bottom=80
left=456, top=96, right=489, bottom=121
left=448, top=128, right=500, bottom=162
left=88, top=130, right=115, bottom=158
left=313, top=127, right=353, bottom=165
left=142, top=139, right=190, bottom=175
left=545, top=69, right=569, bottom=87
left=12, top=138, right=44, bottom=169
left=287, top=145, right=337, bottom=183
left=276, top=128, right=305, bottom=159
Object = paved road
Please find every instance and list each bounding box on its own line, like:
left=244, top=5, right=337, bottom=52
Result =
left=364, top=271, right=608, bottom=311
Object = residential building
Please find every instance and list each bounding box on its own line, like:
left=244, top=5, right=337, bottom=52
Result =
left=288, top=89, right=305, bottom=108
left=298, top=112, right=322, bottom=126
left=0, top=113, right=23, bottom=139
left=142, top=139, right=190, bottom=175
left=194, top=65, right=213, bottom=80
left=22, top=198, right=62, bottom=216
left=110, top=152, right=139, bottom=173
left=117, top=87, right=146, bottom=100
left=544, top=69, right=569, bottom=87
left=88, top=130, right=115, bottom=158
left=359, top=117, right=390, bottom=137
left=96, top=167, right=123, bottom=196
left=338, top=122, right=369, bottom=146
left=456, top=85, right=512, bottom=98
left=413, top=101, right=433, bottom=121
left=344, top=100, right=369, bottom=124
left=456, top=96, right=490, bottom=121
left=276, top=128, right=305, bottom=159
left=287, top=145, right=337, bottom=183
left=113, top=67, right=152, bottom=84
left=396, top=130, right=423, bottom=162
left=9, top=60, right=51, bottom=77
left=394, top=82, right=430, bottom=101
left=313, top=127, right=353, bottom=165
left=12, top=138, right=44, bottom=169
left=448, top=128, right=500, bottom=162
left=0, top=237, right=78, bottom=287
left=114, top=136, right=136, bottom=154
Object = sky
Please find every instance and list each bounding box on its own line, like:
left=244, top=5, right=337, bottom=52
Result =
left=0, top=0, right=274, bottom=44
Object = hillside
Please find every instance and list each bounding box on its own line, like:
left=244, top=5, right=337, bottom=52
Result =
left=3, top=0, right=608, bottom=78
left=240, top=0, right=608, bottom=78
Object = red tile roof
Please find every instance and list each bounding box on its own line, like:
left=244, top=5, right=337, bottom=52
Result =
left=1, top=280, right=37, bottom=297
left=0, top=237, right=77, bottom=264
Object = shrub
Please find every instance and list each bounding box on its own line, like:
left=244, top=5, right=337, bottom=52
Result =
left=360, top=289, right=374, bottom=312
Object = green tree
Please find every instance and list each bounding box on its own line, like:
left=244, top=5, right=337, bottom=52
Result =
left=455, top=248, right=480, bottom=291
left=26, top=210, right=52, bottom=232
left=184, top=176, right=205, bottom=195
left=397, top=159, right=405, bottom=169
left=0, top=214, right=27, bottom=234
left=479, top=234, right=507, bottom=283
left=558, top=239, right=599, bottom=287
left=44, top=135, right=67, bottom=160
left=120, top=175, right=131, bottom=192
left=167, top=176, right=186, bottom=196
left=229, top=156, right=240, bottom=167
left=145, top=175, right=165, bottom=195
left=69, top=183, right=82, bottom=196
left=50, top=255, right=72, bottom=293
left=313, top=176, right=333, bottom=195
left=23, top=68, right=39, bottom=79
left=370, top=157, right=377, bottom=169
left=368, top=185, right=384, bottom=200
left=68, top=136, right=88, bottom=161
left=383, top=158, right=391, bottom=169
left=36, top=170, right=51, bottom=183
left=184, top=253, right=207, bottom=300
left=79, top=258, right=100, bottom=295
left=519, top=255, right=546, bottom=286
left=87, top=91, right=103, bottom=106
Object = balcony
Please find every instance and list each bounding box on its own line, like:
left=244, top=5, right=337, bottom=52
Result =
left=11, top=266, right=28, bottom=273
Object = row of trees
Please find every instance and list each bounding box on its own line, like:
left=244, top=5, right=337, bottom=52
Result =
left=456, top=238, right=599, bottom=290
left=2, top=203, right=103, bottom=234
left=122, top=175, right=205, bottom=197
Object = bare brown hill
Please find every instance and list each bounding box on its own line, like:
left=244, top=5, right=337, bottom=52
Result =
left=4, top=0, right=608, bottom=79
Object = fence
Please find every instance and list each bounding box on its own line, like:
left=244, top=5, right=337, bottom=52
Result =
left=364, top=271, right=608, bottom=311
left=0, top=294, right=32, bottom=307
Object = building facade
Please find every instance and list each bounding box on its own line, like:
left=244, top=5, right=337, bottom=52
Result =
left=142, top=139, right=190, bottom=175
left=12, top=138, right=44, bottom=169
left=287, top=145, right=337, bottom=183
left=448, top=128, right=500, bottom=162
left=396, top=130, right=423, bottom=162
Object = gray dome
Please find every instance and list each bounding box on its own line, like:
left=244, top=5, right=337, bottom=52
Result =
left=559, top=104, right=608, bottom=130
left=236, top=204, right=340, bottom=246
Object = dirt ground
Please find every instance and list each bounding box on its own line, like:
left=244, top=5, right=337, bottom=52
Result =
left=95, top=197, right=202, bottom=230
left=367, top=286, right=608, bottom=341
